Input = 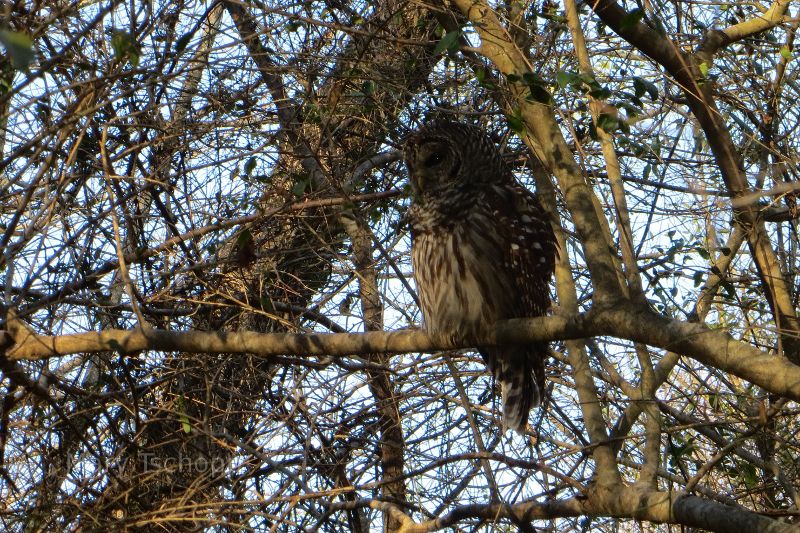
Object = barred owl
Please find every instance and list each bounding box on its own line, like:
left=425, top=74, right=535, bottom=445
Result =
left=404, top=121, right=557, bottom=433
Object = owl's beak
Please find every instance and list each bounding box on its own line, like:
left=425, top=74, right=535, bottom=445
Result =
left=413, top=172, right=424, bottom=193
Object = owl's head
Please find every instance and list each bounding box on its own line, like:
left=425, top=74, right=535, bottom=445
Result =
left=403, top=121, right=507, bottom=200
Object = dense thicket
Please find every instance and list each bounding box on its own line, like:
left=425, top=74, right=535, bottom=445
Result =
left=1, top=1, right=799, bottom=531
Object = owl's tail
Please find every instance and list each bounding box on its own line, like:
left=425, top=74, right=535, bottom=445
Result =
left=490, top=343, right=547, bottom=433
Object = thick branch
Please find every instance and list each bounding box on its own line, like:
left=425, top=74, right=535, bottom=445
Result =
left=6, top=305, right=800, bottom=403
left=335, top=485, right=794, bottom=533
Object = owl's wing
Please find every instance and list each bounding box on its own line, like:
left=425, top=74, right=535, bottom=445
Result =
left=488, top=182, right=557, bottom=318
left=517, top=184, right=557, bottom=314
left=481, top=181, right=557, bottom=431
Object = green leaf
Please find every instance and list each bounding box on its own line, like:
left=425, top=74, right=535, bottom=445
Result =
left=571, top=72, right=611, bottom=99
left=111, top=31, right=129, bottom=58
left=780, top=45, right=792, bottom=60
left=739, top=461, right=758, bottom=488
left=522, top=72, right=552, bottom=104
left=620, top=8, right=644, bottom=32
left=505, top=111, right=525, bottom=133
left=236, top=228, right=253, bottom=248
left=721, top=281, right=735, bottom=299
left=596, top=112, right=620, bottom=133
left=176, top=32, right=192, bottom=53
left=292, top=179, right=308, bottom=196
left=556, top=70, right=579, bottom=89
left=244, top=157, right=257, bottom=175
left=369, top=206, right=382, bottom=223
left=522, top=71, right=545, bottom=85
left=361, top=80, right=375, bottom=95
left=177, top=393, right=191, bottom=434
left=111, top=31, right=140, bottom=67
left=588, top=85, right=611, bottom=100
left=698, top=61, right=709, bottom=77
left=633, top=77, right=658, bottom=100
left=475, top=67, right=493, bottom=88
left=0, top=29, right=34, bottom=70
left=620, top=102, right=641, bottom=117
left=526, top=84, right=552, bottom=104
left=434, top=30, right=461, bottom=55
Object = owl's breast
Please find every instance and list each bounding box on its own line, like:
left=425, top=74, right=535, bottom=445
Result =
left=411, top=217, right=512, bottom=342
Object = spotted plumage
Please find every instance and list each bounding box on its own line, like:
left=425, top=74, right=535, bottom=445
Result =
left=404, top=121, right=557, bottom=433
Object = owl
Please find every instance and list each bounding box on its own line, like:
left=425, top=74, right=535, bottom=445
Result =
left=404, top=121, right=557, bottom=433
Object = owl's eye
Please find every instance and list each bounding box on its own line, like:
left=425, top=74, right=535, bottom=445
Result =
left=423, top=152, right=444, bottom=167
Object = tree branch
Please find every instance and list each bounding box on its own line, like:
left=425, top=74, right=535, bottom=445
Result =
left=700, top=0, right=792, bottom=56
left=329, top=485, right=796, bottom=533
left=5, top=304, right=800, bottom=403
left=590, top=0, right=800, bottom=364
